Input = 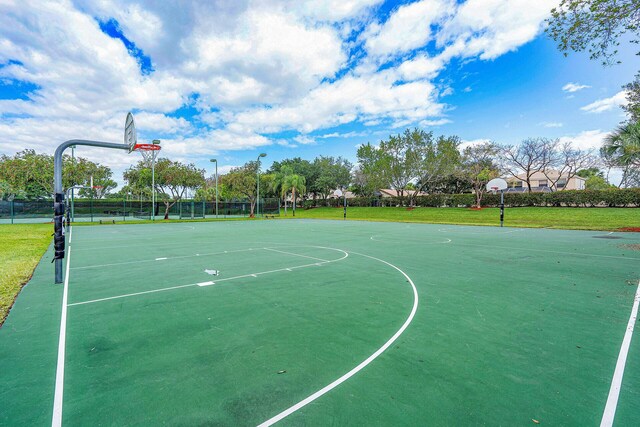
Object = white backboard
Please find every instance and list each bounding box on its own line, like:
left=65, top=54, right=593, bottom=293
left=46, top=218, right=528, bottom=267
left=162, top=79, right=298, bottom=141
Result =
left=333, top=189, right=343, bottom=197
left=486, top=178, right=508, bottom=192
left=125, top=112, right=137, bottom=152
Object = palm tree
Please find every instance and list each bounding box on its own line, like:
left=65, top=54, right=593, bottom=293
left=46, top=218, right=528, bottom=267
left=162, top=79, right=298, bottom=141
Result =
left=602, top=121, right=640, bottom=186
left=271, top=166, right=293, bottom=215
left=284, top=173, right=306, bottom=216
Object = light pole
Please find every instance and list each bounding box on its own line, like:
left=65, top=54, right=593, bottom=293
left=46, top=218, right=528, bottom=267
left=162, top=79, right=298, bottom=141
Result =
left=210, top=159, right=218, bottom=218
left=152, top=139, right=161, bottom=220
left=256, top=153, right=267, bottom=217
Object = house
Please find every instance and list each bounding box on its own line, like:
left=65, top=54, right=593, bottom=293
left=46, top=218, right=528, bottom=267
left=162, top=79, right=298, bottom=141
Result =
left=505, top=171, right=586, bottom=192
left=327, top=190, right=357, bottom=199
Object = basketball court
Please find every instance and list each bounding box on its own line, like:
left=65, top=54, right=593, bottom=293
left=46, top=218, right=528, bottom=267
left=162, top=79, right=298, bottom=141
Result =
left=1, top=220, right=639, bottom=425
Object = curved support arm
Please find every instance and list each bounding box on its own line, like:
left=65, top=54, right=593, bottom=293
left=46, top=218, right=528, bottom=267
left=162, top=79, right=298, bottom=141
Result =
left=53, top=139, right=129, bottom=283
left=54, top=140, right=129, bottom=193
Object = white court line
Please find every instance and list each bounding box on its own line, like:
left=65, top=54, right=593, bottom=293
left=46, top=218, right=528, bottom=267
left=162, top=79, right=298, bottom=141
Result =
left=452, top=242, right=640, bottom=261
left=71, top=248, right=257, bottom=270
left=600, top=280, right=640, bottom=427
left=52, top=229, right=72, bottom=427
left=69, top=248, right=349, bottom=305
left=197, top=250, right=349, bottom=287
left=263, top=247, right=329, bottom=262
left=258, top=251, right=419, bottom=427
left=197, top=281, right=214, bottom=286
left=67, top=283, right=197, bottom=306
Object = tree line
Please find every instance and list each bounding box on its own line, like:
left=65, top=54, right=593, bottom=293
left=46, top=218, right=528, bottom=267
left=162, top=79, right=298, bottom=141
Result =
left=1, top=122, right=638, bottom=214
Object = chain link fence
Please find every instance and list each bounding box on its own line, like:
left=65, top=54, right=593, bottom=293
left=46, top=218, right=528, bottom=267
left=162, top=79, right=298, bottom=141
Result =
left=0, top=198, right=280, bottom=224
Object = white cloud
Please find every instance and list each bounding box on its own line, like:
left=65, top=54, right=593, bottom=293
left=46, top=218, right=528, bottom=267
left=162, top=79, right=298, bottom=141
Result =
left=436, top=0, right=557, bottom=61
left=419, top=118, right=452, bottom=127
left=539, top=121, right=563, bottom=128
left=558, top=129, right=609, bottom=150
left=581, top=91, right=628, bottom=113
left=364, top=0, right=454, bottom=58
left=459, top=138, right=490, bottom=150
left=319, top=131, right=369, bottom=138
left=562, top=82, right=590, bottom=93
left=290, top=0, right=382, bottom=22
left=397, top=54, right=446, bottom=81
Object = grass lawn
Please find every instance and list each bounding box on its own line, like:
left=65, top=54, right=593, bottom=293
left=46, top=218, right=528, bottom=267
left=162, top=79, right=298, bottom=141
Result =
left=0, top=224, right=52, bottom=325
left=285, top=206, right=640, bottom=230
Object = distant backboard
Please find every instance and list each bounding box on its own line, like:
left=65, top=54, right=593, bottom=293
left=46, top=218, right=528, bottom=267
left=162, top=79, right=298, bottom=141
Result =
left=486, top=178, right=508, bottom=192
left=124, top=112, right=137, bottom=153
left=333, top=189, right=343, bottom=197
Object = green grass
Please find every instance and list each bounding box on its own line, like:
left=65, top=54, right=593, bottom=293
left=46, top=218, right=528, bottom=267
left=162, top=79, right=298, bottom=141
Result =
left=286, top=206, right=640, bottom=230
left=0, top=224, right=52, bottom=325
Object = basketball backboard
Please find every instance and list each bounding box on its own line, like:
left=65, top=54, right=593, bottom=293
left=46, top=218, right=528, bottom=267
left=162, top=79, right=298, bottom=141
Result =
left=125, top=112, right=137, bottom=153
left=486, top=178, right=508, bottom=192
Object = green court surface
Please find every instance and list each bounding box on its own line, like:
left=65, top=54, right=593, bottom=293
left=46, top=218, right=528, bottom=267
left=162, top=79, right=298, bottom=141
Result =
left=1, top=220, right=639, bottom=426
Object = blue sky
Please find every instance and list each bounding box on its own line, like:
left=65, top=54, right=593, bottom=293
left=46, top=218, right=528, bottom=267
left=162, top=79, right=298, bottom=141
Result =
left=0, top=0, right=635, bottom=184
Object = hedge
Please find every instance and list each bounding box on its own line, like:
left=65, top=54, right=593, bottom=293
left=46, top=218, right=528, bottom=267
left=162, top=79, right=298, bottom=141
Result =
left=307, top=189, right=640, bottom=208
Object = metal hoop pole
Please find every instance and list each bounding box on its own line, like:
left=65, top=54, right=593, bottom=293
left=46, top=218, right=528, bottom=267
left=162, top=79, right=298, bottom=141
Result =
left=53, top=139, right=129, bottom=283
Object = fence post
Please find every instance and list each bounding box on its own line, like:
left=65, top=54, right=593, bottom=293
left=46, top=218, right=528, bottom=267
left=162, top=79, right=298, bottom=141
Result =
left=90, top=194, right=94, bottom=222
left=123, top=198, right=126, bottom=222
left=10, top=199, right=14, bottom=224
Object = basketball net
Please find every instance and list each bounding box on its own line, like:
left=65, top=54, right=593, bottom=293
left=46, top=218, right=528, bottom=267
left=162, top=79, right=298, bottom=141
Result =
left=134, top=143, right=161, bottom=166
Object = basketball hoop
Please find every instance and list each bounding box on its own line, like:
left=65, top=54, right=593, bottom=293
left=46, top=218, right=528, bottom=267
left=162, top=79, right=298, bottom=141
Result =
left=133, top=143, right=161, bottom=164
left=485, top=178, right=508, bottom=227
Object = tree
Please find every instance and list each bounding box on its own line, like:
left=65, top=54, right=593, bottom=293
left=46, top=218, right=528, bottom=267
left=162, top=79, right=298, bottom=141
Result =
left=124, top=158, right=205, bottom=219
left=271, top=165, right=293, bottom=215
left=543, top=142, right=598, bottom=191
left=283, top=173, right=306, bottom=216
left=351, top=167, right=379, bottom=197
left=586, top=175, right=615, bottom=189
left=75, top=160, right=118, bottom=198
left=268, top=157, right=318, bottom=201
left=602, top=120, right=640, bottom=187
left=413, top=134, right=462, bottom=204
left=222, top=161, right=260, bottom=216
left=356, top=129, right=423, bottom=205
left=546, top=0, right=640, bottom=66
left=498, top=138, right=557, bottom=192
left=462, top=143, right=500, bottom=208
left=313, top=156, right=353, bottom=204
left=0, top=149, right=116, bottom=199
left=356, top=143, right=391, bottom=196
left=623, top=72, right=640, bottom=121
left=577, top=167, right=615, bottom=188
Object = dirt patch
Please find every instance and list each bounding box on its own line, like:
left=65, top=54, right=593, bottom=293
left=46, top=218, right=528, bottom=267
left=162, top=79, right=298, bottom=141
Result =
left=618, top=227, right=640, bottom=232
